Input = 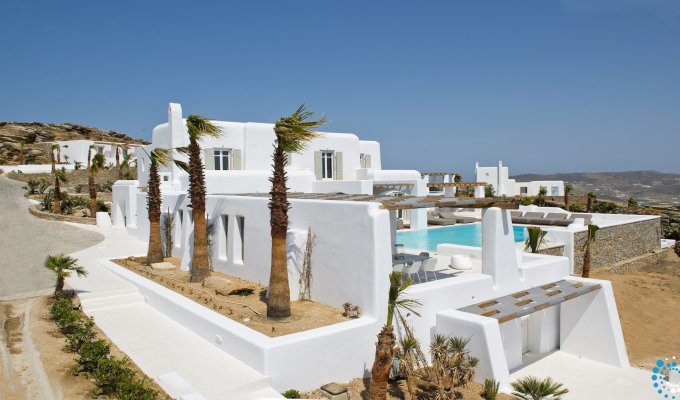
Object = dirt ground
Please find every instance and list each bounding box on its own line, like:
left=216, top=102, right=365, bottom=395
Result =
left=592, top=250, right=680, bottom=369
left=113, top=257, right=350, bottom=337
left=302, top=377, right=514, bottom=400
left=0, top=296, right=168, bottom=400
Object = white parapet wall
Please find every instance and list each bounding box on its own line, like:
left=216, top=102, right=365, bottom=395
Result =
left=559, top=277, right=630, bottom=368
left=2, top=164, right=76, bottom=174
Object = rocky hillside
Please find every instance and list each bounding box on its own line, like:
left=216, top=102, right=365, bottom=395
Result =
left=0, top=122, right=148, bottom=165
left=512, top=170, right=680, bottom=206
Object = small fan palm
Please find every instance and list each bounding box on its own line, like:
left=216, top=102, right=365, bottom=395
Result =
left=369, top=272, right=422, bottom=400
left=268, top=105, right=325, bottom=319
left=44, top=254, right=87, bottom=297
left=511, top=376, right=569, bottom=400
left=52, top=167, right=68, bottom=214
left=89, top=152, right=105, bottom=218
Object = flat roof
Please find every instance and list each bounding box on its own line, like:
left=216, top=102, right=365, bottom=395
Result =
left=229, top=192, right=519, bottom=211
left=459, top=280, right=601, bottom=324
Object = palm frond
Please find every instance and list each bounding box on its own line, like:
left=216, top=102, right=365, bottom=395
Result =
left=173, top=160, right=189, bottom=173
left=274, top=104, right=326, bottom=153
left=186, top=115, right=221, bottom=141
left=511, top=376, right=569, bottom=400
left=54, top=168, right=68, bottom=183
left=149, top=147, right=172, bottom=167
left=90, top=153, right=105, bottom=172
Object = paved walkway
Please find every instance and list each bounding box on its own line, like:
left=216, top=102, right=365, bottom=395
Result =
left=0, top=175, right=103, bottom=299
left=510, top=351, right=654, bottom=399
left=64, top=223, right=281, bottom=400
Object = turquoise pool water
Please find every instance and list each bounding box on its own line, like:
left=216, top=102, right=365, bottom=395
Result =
left=396, top=224, right=526, bottom=252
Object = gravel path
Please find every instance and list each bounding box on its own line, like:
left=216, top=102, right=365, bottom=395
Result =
left=0, top=175, right=103, bottom=299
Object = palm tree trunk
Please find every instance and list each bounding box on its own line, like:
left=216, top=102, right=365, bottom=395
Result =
left=369, top=325, right=395, bottom=400
left=57, top=147, right=61, bottom=164
left=582, top=241, right=591, bottom=278
left=55, top=276, right=64, bottom=297
left=53, top=174, right=61, bottom=214
left=188, top=139, right=211, bottom=283
left=89, top=172, right=97, bottom=218
left=564, top=192, right=570, bottom=211
left=267, top=148, right=291, bottom=319
left=147, top=161, right=164, bottom=264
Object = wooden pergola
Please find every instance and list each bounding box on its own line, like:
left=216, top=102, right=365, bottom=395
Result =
left=231, top=192, right=519, bottom=211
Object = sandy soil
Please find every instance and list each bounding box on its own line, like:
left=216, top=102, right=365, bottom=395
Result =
left=0, top=296, right=168, bottom=400
left=592, top=250, right=680, bottom=369
left=302, top=377, right=514, bottom=400
left=113, top=257, right=350, bottom=337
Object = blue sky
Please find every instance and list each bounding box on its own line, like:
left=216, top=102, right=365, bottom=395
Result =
left=1, top=1, right=679, bottom=177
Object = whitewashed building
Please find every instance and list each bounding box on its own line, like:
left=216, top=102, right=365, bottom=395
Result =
left=56, top=140, right=141, bottom=167
left=476, top=161, right=564, bottom=197
left=107, top=103, right=634, bottom=395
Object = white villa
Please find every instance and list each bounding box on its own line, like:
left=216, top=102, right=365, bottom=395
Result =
left=476, top=161, right=565, bottom=197
left=3, top=139, right=141, bottom=174
left=56, top=139, right=141, bottom=166
left=102, top=103, right=661, bottom=397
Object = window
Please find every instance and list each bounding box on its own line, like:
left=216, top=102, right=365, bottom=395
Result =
left=520, top=187, right=528, bottom=195
left=163, top=175, right=169, bottom=182
left=360, top=153, right=372, bottom=168
left=214, top=149, right=230, bottom=170
left=97, top=146, right=104, bottom=155
left=551, top=186, right=559, bottom=196
left=321, top=151, right=333, bottom=179
left=485, top=172, right=490, bottom=177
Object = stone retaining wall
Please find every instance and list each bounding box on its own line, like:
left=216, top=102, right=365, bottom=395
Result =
left=536, top=244, right=565, bottom=257
left=28, top=205, right=96, bottom=225
left=573, top=218, right=660, bottom=274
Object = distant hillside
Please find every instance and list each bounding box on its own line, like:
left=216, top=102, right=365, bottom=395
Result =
left=512, top=171, right=680, bottom=206
left=0, top=121, right=148, bottom=165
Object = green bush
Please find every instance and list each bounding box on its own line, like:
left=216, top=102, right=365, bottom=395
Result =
left=65, top=317, right=96, bottom=352
left=97, top=200, right=108, bottom=212
left=76, top=339, right=111, bottom=373
left=49, top=298, right=82, bottom=335
left=74, top=184, right=84, bottom=193
left=93, top=357, right=135, bottom=395
left=115, top=378, right=159, bottom=400
left=520, top=197, right=534, bottom=206
left=282, top=389, right=301, bottom=398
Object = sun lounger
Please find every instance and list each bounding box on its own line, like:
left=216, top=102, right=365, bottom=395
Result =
left=569, top=213, right=592, bottom=225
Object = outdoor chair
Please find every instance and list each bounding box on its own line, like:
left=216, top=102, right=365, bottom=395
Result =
left=402, top=261, right=423, bottom=284
left=420, top=257, right=439, bottom=281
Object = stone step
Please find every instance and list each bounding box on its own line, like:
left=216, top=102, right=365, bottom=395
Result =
left=81, top=291, right=145, bottom=313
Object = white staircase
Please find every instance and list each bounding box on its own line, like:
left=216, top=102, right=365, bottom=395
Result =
left=79, top=288, right=145, bottom=313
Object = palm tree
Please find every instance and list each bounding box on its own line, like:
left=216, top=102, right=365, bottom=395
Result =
left=44, top=253, right=87, bottom=297
left=55, top=143, right=62, bottom=164
left=185, top=115, right=222, bottom=283
left=627, top=196, right=638, bottom=212
left=88, top=153, right=105, bottom=218
left=369, top=272, right=422, bottom=400
left=144, top=147, right=181, bottom=265
left=87, top=144, right=94, bottom=170
left=52, top=167, right=68, bottom=214
left=586, top=192, right=596, bottom=213
left=525, top=226, right=547, bottom=253
left=581, top=224, right=600, bottom=278
left=511, top=376, right=568, bottom=400
left=18, top=141, right=26, bottom=164
left=535, top=186, right=547, bottom=207
left=73, top=161, right=84, bottom=171
left=115, top=144, right=121, bottom=168
left=267, top=105, right=326, bottom=319
left=563, top=183, right=573, bottom=211
left=50, top=144, right=58, bottom=173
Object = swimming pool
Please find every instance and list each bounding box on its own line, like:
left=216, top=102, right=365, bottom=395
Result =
left=396, top=224, right=526, bottom=252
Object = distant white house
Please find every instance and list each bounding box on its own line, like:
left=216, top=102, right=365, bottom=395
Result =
left=56, top=140, right=141, bottom=166
left=475, top=161, right=565, bottom=197
left=2, top=140, right=141, bottom=174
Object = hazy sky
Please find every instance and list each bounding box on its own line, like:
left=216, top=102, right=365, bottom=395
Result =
left=1, top=1, right=679, bottom=178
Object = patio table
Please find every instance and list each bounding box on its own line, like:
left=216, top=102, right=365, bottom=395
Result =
left=392, top=253, right=429, bottom=266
